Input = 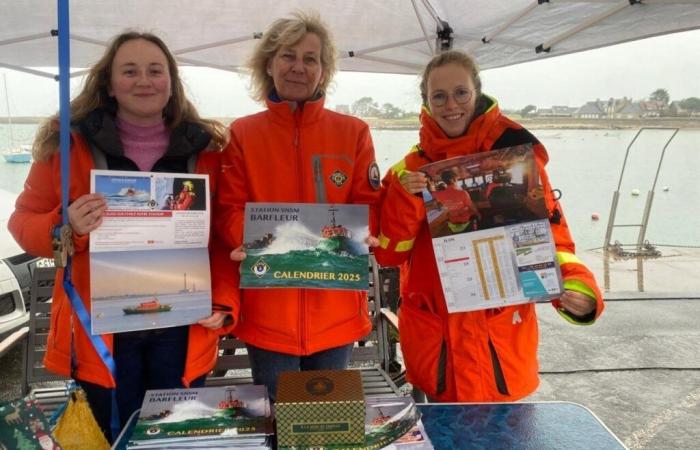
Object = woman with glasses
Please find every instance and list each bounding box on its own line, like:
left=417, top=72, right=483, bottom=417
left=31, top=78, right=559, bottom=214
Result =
left=374, top=50, right=603, bottom=402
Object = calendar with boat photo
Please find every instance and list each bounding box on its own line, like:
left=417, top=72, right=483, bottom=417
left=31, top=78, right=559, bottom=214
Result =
left=240, top=202, right=370, bottom=290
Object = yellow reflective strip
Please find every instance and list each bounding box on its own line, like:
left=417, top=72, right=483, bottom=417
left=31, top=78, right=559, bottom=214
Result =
left=563, top=279, right=597, bottom=301
left=557, top=251, right=583, bottom=266
left=483, top=94, right=499, bottom=114
left=395, top=238, right=415, bottom=252
left=447, top=221, right=469, bottom=233
left=390, top=145, right=420, bottom=176
left=556, top=308, right=595, bottom=326
left=390, top=159, right=407, bottom=177
left=378, top=233, right=391, bottom=250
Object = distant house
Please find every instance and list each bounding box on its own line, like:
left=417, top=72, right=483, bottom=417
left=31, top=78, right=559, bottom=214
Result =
left=553, top=106, right=574, bottom=116
left=617, top=102, right=642, bottom=119
left=638, top=100, right=666, bottom=117
left=573, top=101, right=606, bottom=119
left=668, top=100, right=700, bottom=117
left=603, top=98, right=623, bottom=117
left=535, top=106, right=574, bottom=117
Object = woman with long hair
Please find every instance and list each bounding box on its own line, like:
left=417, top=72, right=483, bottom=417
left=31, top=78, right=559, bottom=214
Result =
left=9, top=31, right=233, bottom=441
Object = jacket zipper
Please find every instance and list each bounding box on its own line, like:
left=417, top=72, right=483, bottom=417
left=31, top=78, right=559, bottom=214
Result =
left=293, top=107, right=307, bottom=354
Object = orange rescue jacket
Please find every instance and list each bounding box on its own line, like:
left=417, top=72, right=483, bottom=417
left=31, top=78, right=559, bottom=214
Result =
left=215, top=96, right=381, bottom=355
left=374, top=97, right=604, bottom=402
left=8, top=129, right=234, bottom=389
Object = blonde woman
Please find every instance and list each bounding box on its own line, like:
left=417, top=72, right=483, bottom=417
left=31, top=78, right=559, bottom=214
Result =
left=215, top=12, right=381, bottom=401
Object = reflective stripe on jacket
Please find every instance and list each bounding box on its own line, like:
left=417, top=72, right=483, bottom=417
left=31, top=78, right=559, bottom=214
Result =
left=215, top=95, right=380, bottom=355
left=374, top=96, right=603, bottom=402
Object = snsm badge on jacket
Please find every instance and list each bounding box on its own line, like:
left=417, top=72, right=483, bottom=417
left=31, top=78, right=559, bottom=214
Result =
left=368, top=161, right=381, bottom=190
left=329, top=170, right=348, bottom=187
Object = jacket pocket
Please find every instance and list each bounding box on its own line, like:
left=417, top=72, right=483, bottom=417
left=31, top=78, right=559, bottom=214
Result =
left=486, top=304, right=539, bottom=395
left=398, top=300, right=447, bottom=397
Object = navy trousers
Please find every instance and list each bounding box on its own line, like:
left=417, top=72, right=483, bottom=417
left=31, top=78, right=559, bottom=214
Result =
left=79, top=326, right=205, bottom=442
left=245, top=343, right=354, bottom=402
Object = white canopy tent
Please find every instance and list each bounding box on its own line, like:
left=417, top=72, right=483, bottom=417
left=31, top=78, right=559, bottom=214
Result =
left=2, top=0, right=700, bottom=78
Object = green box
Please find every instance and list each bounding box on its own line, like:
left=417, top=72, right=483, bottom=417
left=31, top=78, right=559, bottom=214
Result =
left=276, top=369, right=365, bottom=447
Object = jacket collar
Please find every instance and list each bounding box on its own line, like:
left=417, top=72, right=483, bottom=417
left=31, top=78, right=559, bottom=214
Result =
left=419, top=94, right=500, bottom=160
left=77, top=109, right=212, bottom=159
left=264, top=90, right=326, bottom=125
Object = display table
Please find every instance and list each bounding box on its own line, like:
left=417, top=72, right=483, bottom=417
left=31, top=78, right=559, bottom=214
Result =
left=113, top=401, right=625, bottom=449
left=417, top=401, right=625, bottom=450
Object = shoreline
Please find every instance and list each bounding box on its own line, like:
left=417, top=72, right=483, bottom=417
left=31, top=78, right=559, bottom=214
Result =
left=4, top=116, right=700, bottom=130
left=362, top=116, right=700, bottom=130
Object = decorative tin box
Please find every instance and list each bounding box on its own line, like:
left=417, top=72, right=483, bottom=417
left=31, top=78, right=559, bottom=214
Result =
left=276, top=369, right=365, bottom=447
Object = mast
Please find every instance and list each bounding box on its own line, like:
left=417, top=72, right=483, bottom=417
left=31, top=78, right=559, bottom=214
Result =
left=3, top=74, right=14, bottom=148
left=329, top=206, right=338, bottom=227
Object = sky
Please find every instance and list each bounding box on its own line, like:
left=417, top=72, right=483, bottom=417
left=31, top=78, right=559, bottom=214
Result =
left=91, top=248, right=210, bottom=297
left=1, top=29, right=698, bottom=118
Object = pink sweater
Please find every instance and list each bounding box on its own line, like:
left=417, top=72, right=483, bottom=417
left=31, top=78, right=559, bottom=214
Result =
left=116, top=117, right=170, bottom=171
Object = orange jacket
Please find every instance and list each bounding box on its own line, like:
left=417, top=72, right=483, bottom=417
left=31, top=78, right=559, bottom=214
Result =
left=173, top=189, right=195, bottom=210
left=215, top=96, right=380, bottom=355
left=374, top=97, right=604, bottom=402
left=8, top=126, right=235, bottom=389
left=431, top=186, right=477, bottom=225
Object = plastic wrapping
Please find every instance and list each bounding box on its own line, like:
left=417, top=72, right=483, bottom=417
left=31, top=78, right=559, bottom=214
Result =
left=53, top=388, right=109, bottom=450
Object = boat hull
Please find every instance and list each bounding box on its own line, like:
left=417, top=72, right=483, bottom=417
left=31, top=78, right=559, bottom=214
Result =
left=123, top=305, right=172, bottom=315
left=317, top=236, right=350, bottom=253
left=2, top=153, right=31, bottom=163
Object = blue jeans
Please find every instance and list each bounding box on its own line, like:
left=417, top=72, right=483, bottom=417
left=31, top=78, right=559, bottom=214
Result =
left=246, top=343, right=354, bottom=402
left=79, top=326, right=206, bottom=442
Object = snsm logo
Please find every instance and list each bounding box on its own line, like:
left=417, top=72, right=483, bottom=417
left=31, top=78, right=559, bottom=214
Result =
left=251, top=258, right=270, bottom=278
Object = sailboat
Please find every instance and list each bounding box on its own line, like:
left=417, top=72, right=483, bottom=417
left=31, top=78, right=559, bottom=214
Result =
left=1, top=74, right=31, bottom=163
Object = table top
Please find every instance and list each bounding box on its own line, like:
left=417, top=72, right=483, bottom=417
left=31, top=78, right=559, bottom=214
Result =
left=417, top=401, right=626, bottom=450
left=113, top=401, right=626, bottom=450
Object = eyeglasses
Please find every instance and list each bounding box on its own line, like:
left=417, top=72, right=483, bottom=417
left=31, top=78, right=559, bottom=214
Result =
left=429, top=88, right=472, bottom=107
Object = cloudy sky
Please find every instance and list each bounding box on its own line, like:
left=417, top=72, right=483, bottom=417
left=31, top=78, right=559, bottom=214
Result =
left=1, top=29, right=698, bottom=117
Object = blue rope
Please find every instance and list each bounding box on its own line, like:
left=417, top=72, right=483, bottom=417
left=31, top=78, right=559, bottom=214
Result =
left=57, top=0, right=120, bottom=440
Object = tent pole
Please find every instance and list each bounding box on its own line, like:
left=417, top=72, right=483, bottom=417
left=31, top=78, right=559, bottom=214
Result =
left=411, top=0, right=436, bottom=54
left=537, top=2, right=629, bottom=53
left=57, top=0, right=71, bottom=221
left=0, top=63, right=57, bottom=79
left=482, top=0, right=539, bottom=44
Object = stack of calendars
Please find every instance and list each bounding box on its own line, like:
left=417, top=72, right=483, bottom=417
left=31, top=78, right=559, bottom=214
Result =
left=126, top=385, right=273, bottom=449
left=363, top=396, right=434, bottom=450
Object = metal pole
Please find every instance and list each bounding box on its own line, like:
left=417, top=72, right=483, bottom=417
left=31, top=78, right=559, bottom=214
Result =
left=633, top=129, right=678, bottom=292
left=603, top=191, right=620, bottom=291
left=602, top=129, right=642, bottom=291
left=57, top=0, right=71, bottom=222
